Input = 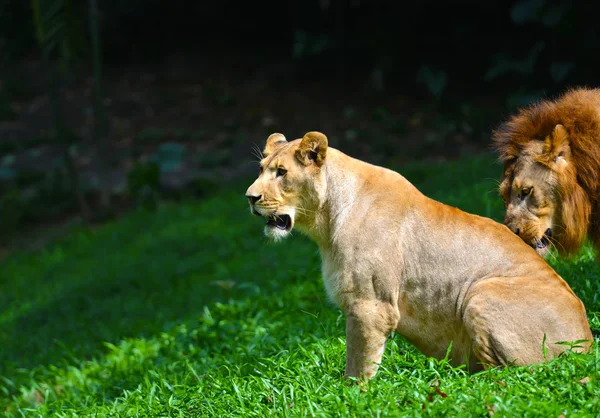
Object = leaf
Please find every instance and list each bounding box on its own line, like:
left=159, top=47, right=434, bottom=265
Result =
left=434, top=388, right=448, bottom=398
left=155, top=142, right=186, bottom=157
left=212, top=280, right=236, bottom=290
left=416, top=66, right=447, bottom=98
left=510, top=0, right=545, bottom=25
left=1, top=154, right=15, bottom=166
left=484, top=55, right=510, bottom=81
left=506, top=89, right=545, bottom=109
left=148, top=142, right=187, bottom=173
left=578, top=376, right=591, bottom=385
left=550, top=62, right=575, bottom=83
left=486, top=404, right=497, bottom=416
left=158, top=159, right=182, bottom=174
left=31, top=0, right=88, bottom=66
left=542, top=4, right=570, bottom=27
left=485, top=42, right=545, bottom=81
left=542, top=333, right=549, bottom=359
left=0, top=167, right=16, bottom=180
left=292, top=30, right=307, bottom=58
left=33, top=389, right=45, bottom=405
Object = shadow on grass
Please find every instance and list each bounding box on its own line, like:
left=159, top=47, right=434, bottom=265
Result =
left=0, top=186, right=321, bottom=379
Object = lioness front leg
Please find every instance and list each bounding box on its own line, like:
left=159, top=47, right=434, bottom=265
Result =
left=344, top=300, right=399, bottom=380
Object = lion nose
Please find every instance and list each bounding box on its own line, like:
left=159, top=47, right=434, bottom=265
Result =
left=246, top=194, right=262, bottom=205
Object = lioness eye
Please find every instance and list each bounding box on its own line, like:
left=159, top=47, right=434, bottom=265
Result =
left=276, top=167, right=287, bottom=177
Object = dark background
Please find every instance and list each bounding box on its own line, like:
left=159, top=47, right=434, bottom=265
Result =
left=0, top=0, right=598, bottom=242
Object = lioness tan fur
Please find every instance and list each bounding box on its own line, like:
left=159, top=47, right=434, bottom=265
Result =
left=246, top=131, right=593, bottom=380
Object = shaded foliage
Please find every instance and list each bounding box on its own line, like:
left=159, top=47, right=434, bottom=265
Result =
left=1, top=0, right=600, bottom=237
left=1, top=0, right=598, bottom=98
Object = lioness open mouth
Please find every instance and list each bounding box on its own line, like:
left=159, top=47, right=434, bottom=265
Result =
left=266, top=214, right=292, bottom=230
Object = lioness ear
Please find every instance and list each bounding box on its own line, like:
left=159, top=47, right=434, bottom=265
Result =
left=543, top=124, right=571, bottom=164
left=263, top=133, right=288, bottom=157
left=296, top=131, right=328, bottom=166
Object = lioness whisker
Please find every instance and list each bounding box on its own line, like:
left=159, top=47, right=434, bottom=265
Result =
left=251, top=143, right=264, bottom=161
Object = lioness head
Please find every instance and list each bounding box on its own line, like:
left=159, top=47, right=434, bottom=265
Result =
left=245, top=131, right=328, bottom=241
left=498, top=124, right=591, bottom=257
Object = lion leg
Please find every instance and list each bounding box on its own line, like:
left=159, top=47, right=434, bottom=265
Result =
left=344, top=300, right=399, bottom=380
left=463, top=277, right=592, bottom=370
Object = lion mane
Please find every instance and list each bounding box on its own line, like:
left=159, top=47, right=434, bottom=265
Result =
left=493, top=87, right=600, bottom=255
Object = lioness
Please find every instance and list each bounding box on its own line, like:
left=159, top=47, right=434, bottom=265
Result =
left=246, top=131, right=592, bottom=380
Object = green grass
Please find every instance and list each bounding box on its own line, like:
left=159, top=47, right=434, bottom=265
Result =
left=1, top=154, right=599, bottom=417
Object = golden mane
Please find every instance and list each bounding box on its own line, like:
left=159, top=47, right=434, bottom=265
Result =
left=492, top=87, right=600, bottom=255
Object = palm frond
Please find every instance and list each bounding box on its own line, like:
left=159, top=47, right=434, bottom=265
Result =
left=31, top=0, right=88, bottom=70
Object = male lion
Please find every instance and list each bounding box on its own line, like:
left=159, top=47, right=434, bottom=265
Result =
left=246, top=131, right=592, bottom=380
left=493, top=88, right=600, bottom=257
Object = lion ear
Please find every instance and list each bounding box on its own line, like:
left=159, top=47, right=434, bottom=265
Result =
left=543, top=124, right=571, bottom=164
left=263, top=133, right=288, bottom=157
left=296, top=131, right=328, bottom=166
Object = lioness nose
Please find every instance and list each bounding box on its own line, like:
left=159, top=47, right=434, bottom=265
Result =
left=246, top=194, right=262, bottom=205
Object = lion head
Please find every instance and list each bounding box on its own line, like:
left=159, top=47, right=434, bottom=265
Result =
left=497, top=124, right=591, bottom=257
left=493, top=88, right=600, bottom=257
left=245, top=131, right=328, bottom=241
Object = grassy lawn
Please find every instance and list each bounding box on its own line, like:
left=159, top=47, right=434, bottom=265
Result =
left=1, top=154, right=599, bottom=417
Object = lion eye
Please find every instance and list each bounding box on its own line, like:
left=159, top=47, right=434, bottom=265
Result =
left=276, top=167, right=287, bottom=177
left=520, top=187, right=532, bottom=200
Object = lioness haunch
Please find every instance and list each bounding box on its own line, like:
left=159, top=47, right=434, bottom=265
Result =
left=246, top=131, right=592, bottom=380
